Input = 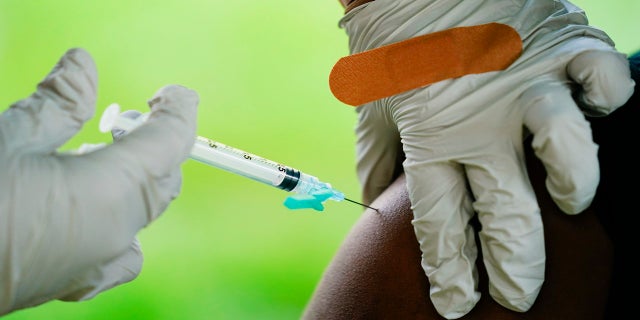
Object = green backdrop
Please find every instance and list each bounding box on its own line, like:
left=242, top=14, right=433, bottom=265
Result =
left=1, top=1, right=637, bottom=319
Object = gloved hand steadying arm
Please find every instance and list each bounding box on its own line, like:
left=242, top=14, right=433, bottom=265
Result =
left=0, top=48, right=199, bottom=316
left=335, top=1, right=634, bottom=319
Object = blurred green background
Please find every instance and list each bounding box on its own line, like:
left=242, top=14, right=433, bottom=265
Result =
left=0, top=1, right=637, bottom=319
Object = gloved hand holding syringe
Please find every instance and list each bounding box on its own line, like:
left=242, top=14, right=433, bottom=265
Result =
left=99, top=103, right=377, bottom=212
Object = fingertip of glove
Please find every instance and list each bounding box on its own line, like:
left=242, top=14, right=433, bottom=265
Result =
left=30, top=47, right=99, bottom=125
left=147, top=85, right=199, bottom=111
left=65, top=47, right=93, bottom=62
left=61, top=47, right=97, bottom=77
left=146, top=85, right=199, bottom=139
left=140, top=85, right=199, bottom=161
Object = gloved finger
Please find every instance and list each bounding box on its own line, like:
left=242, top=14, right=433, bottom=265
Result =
left=464, top=152, right=545, bottom=313
left=522, top=83, right=599, bottom=214
left=568, top=50, right=635, bottom=116
left=355, top=102, right=404, bottom=204
left=97, top=84, right=197, bottom=220
left=58, top=238, right=143, bottom=302
left=405, top=162, right=480, bottom=319
left=106, top=107, right=184, bottom=220
left=107, top=85, right=198, bottom=178
left=0, top=48, right=97, bottom=155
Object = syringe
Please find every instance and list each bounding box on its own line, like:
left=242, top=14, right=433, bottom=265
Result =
left=99, top=104, right=377, bottom=212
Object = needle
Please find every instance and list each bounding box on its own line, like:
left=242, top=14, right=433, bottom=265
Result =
left=344, top=197, right=379, bottom=212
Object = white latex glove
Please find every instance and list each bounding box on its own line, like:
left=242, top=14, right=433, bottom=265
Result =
left=0, top=48, right=199, bottom=316
left=340, top=0, right=634, bottom=319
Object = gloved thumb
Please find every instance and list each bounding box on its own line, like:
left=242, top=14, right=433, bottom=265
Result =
left=0, top=48, right=97, bottom=155
left=106, top=85, right=198, bottom=178
left=83, top=85, right=198, bottom=222
left=567, top=50, right=634, bottom=116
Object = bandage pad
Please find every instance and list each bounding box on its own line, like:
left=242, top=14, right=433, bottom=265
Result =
left=329, top=23, right=522, bottom=106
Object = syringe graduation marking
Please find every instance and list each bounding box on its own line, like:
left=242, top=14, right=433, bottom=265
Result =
left=193, top=136, right=304, bottom=191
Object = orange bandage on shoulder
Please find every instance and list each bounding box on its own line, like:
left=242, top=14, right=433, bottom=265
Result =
left=329, top=23, right=522, bottom=106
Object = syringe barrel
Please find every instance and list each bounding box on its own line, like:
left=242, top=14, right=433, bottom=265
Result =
left=101, top=105, right=345, bottom=202
left=191, top=137, right=344, bottom=201
left=191, top=137, right=294, bottom=190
